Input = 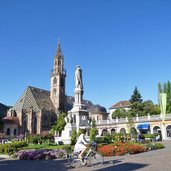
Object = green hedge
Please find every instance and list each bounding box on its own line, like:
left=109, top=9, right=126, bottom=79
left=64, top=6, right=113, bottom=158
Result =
left=144, top=134, right=158, bottom=139
left=0, top=141, right=28, bottom=154
left=154, top=143, right=165, bottom=149
left=27, top=133, right=54, bottom=144
left=145, top=142, right=165, bottom=150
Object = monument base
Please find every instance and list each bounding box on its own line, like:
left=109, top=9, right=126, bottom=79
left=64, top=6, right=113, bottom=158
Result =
left=55, top=123, right=76, bottom=145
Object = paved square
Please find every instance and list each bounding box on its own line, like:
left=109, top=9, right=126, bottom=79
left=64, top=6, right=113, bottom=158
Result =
left=0, top=141, right=170, bottom=171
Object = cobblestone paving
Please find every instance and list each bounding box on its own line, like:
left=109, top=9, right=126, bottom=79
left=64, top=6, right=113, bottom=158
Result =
left=0, top=141, right=170, bottom=171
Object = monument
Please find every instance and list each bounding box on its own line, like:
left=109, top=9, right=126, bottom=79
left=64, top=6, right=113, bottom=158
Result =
left=71, top=65, right=90, bottom=133
left=55, top=65, right=90, bottom=144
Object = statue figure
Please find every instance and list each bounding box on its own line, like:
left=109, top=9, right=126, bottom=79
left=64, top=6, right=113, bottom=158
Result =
left=64, top=116, right=68, bottom=123
left=67, top=113, right=73, bottom=123
left=75, top=65, right=83, bottom=88
left=65, top=112, right=73, bottom=124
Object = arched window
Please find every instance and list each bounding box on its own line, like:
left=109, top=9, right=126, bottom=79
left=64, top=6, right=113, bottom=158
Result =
left=7, top=128, right=10, bottom=135
left=53, top=77, right=57, bottom=85
left=153, top=126, right=160, bottom=134
left=130, top=127, right=137, bottom=139
left=53, top=88, right=57, bottom=96
left=58, top=60, right=61, bottom=65
left=111, top=128, right=116, bottom=135
left=33, top=115, right=37, bottom=134
left=14, top=129, right=17, bottom=136
left=55, top=60, right=57, bottom=66
left=120, top=128, right=126, bottom=134
left=14, top=111, right=17, bottom=117
left=96, top=130, right=99, bottom=136
left=166, top=125, right=171, bottom=137
left=101, top=129, right=108, bottom=136
left=23, top=115, right=28, bottom=134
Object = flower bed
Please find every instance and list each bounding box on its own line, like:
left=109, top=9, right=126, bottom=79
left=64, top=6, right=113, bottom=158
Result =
left=128, top=144, right=146, bottom=154
left=14, top=149, right=67, bottom=160
left=98, top=142, right=147, bottom=156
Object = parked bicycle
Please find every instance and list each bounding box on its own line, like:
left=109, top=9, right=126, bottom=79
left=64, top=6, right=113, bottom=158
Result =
left=68, top=142, right=103, bottom=168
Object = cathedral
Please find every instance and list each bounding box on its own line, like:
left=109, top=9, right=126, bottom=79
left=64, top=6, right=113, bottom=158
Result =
left=2, top=41, right=108, bottom=138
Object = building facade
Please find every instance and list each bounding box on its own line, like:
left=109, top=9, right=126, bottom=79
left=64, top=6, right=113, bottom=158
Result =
left=109, top=100, right=131, bottom=119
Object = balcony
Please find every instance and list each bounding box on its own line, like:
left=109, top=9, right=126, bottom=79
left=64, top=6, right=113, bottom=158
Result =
left=96, top=114, right=171, bottom=125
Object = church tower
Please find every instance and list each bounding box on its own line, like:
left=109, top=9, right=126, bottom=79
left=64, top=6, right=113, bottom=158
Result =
left=50, top=40, right=66, bottom=111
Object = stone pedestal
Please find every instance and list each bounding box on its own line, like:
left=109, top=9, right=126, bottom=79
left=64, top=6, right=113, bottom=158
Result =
left=74, top=87, right=84, bottom=105
left=55, top=122, right=76, bottom=145
left=71, top=106, right=90, bottom=133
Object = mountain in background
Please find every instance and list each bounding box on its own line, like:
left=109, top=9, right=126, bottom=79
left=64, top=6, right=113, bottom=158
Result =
left=0, top=103, right=10, bottom=119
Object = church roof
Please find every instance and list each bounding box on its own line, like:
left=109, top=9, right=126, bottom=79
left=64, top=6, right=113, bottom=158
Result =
left=13, top=86, right=56, bottom=112
left=29, top=86, right=56, bottom=111
left=55, top=39, right=63, bottom=59
left=13, top=86, right=107, bottom=114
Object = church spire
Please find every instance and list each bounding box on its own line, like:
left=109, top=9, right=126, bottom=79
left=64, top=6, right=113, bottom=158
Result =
left=50, top=39, right=66, bottom=111
left=55, top=39, right=62, bottom=58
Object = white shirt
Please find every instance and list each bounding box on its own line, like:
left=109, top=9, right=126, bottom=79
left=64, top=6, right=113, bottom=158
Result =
left=74, top=133, right=88, bottom=153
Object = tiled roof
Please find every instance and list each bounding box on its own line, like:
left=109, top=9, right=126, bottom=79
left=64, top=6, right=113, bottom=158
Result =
left=29, top=86, right=56, bottom=111
left=13, top=86, right=56, bottom=112
left=110, top=100, right=131, bottom=109
left=89, top=105, right=107, bottom=113
left=2, top=117, right=20, bottom=124
left=13, top=86, right=107, bottom=114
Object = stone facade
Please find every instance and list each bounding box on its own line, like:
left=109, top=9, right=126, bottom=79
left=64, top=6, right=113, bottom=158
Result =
left=109, top=100, right=131, bottom=119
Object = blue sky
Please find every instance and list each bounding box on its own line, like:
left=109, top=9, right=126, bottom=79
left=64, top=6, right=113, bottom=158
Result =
left=0, top=0, right=171, bottom=110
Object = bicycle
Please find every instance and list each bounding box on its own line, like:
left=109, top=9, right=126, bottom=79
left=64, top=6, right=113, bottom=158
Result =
left=68, top=142, right=103, bottom=168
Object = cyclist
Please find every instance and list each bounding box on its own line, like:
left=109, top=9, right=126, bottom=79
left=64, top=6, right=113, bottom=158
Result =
left=74, top=129, right=90, bottom=159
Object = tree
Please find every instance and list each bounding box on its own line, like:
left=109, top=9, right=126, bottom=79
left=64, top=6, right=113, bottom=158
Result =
left=129, top=87, right=143, bottom=103
left=129, top=87, right=144, bottom=117
left=77, top=129, right=83, bottom=138
left=166, top=81, right=171, bottom=113
left=130, top=100, right=160, bottom=117
left=51, top=112, right=66, bottom=136
left=143, top=100, right=160, bottom=115
left=158, top=81, right=171, bottom=113
left=112, top=109, right=130, bottom=119
left=130, top=102, right=144, bottom=117
left=127, top=114, right=137, bottom=139
left=71, top=129, right=77, bottom=145
left=127, top=114, right=134, bottom=134
left=90, top=119, right=98, bottom=142
left=158, top=82, right=162, bottom=94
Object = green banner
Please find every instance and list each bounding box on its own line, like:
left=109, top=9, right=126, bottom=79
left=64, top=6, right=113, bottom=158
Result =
left=159, top=93, right=167, bottom=122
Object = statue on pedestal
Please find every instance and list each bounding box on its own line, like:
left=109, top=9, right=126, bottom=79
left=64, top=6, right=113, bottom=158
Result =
left=75, top=65, right=83, bottom=89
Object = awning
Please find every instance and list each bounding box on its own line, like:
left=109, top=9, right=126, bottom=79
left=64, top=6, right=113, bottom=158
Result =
left=137, top=123, right=150, bottom=130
